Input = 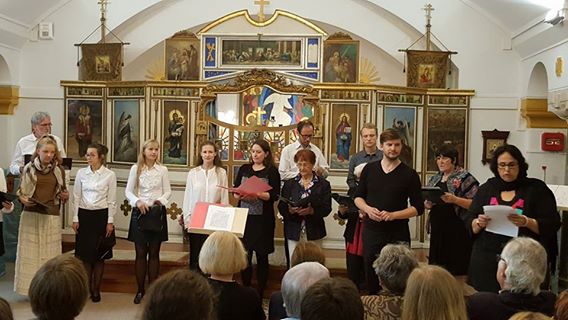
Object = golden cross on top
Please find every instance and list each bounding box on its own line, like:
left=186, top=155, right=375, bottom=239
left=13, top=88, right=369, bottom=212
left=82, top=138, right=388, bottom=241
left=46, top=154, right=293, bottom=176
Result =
left=423, top=3, right=434, bottom=23
left=98, top=0, right=109, bottom=18
left=254, top=0, right=270, bottom=22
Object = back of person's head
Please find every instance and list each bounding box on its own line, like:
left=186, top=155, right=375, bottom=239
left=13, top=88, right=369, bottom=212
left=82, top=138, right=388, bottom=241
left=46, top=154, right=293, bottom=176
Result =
left=300, top=277, right=363, bottom=320
left=198, top=231, right=247, bottom=275
left=281, top=262, right=330, bottom=318
left=499, top=237, right=547, bottom=295
left=291, top=241, right=326, bottom=267
left=508, top=311, right=551, bottom=320
left=0, top=297, right=13, bottom=320
left=143, top=269, right=214, bottom=320
left=555, top=289, right=568, bottom=320
left=373, top=244, right=418, bottom=295
left=402, top=265, right=467, bottom=320
left=29, top=254, right=88, bottom=320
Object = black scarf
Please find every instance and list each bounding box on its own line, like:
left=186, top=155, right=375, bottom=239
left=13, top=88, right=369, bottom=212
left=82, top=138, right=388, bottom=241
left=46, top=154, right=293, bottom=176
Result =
left=489, top=175, right=527, bottom=192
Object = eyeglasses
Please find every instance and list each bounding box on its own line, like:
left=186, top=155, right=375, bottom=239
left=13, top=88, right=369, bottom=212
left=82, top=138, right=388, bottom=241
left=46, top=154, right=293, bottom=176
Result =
left=497, top=162, right=518, bottom=170
left=496, top=254, right=507, bottom=264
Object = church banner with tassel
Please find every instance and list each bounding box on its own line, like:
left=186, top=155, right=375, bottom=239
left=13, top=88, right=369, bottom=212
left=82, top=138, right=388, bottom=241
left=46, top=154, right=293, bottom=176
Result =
left=79, top=43, right=123, bottom=81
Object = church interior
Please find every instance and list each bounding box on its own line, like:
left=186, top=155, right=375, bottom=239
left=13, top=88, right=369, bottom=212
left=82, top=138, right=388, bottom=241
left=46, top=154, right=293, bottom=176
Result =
left=0, top=0, right=568, bottom=318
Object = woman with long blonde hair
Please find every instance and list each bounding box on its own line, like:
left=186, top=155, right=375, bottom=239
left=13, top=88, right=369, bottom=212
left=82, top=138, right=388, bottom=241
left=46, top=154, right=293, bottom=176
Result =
left=125, top=139, right=171, bottom=304
left=402, top=265, right=467, bottom=320
left=16, top=135, right=69, bottom=295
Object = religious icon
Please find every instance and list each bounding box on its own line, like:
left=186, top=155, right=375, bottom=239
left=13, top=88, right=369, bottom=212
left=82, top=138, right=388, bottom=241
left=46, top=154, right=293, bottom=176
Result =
left=241, top=86, right=311, bottom=127
left=112, top=99, right=139, bottom=163
left=165, top=35, right=200, bottom=81
left=427, top=108, right=468, bottom=170
left=162, top=100, right=190, bottom=166
left=329, top=103, right=358, bottom=171
left=384, top=106, right=416, bottom=168
left=418, top=64, right=435, bottom=85
left=65, top=99, right=103, bottom=161
left=323, top=39, right=359, bottom=83
left=95, top=55, right=111, bottom=73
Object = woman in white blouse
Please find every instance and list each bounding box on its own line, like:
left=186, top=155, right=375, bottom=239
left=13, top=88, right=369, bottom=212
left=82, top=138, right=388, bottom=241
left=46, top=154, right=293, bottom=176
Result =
left=182, top=140, right=229, bottom=270
left=125, top=139, right=171, bottom=304
left=72, top=143, right=116, bottom=303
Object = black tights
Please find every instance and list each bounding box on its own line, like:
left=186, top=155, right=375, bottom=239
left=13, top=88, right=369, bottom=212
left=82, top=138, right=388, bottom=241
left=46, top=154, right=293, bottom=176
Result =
left=83, top=261, right=105, bottom=295
left=134, top=242, right=161, bottom=294
left=241, top=250, right=269, bottom=298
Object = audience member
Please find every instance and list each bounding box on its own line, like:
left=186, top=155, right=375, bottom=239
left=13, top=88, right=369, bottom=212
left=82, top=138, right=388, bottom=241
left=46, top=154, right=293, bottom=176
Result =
left=508, top=311, right=551, bottom=320
left=269, top=242, right=326, bottom=320
left=199, top=231, right=265, bottom=320
left=361, top=244, right=419, bottom=320
left=29, top=254, right=89, bottom=320
left=142, top=269, right=214, bottom=320
left=10, top=111, right=66, bottom=175
left=467, top=237, right=556, bottom=320
left=0, top=297, right=13, bottom=320
left=281, top=262, right=330, bottom=320
left=125, top=139, right=172, bottom=304
left=301, top=277, right=364, bottom=320
left=15, top=135, right=68, bottom=295
left=555, top=289, right=568, bottom=320
left=402, top=265, right=467, bottom=320
left=279, top=149, right=332, bottom=267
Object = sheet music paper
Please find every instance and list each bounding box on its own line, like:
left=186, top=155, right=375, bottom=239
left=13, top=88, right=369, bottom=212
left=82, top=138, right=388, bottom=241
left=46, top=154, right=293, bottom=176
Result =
left=203, top=205, right=235, bottom=232
left=483, top=205, right=518, bottom=238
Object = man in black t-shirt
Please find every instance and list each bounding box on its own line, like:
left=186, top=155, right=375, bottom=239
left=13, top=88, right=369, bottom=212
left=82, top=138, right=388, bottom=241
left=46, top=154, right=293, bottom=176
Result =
left=354, top=128, right=424, bottom=294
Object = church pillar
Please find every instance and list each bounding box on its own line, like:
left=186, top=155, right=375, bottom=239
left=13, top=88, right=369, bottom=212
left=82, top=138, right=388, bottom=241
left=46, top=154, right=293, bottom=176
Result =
left=0, top=85, right=19, bottom=115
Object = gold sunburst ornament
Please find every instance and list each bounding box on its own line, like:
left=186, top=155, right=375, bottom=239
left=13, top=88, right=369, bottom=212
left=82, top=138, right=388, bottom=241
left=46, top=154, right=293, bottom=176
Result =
left=359, top=57, right=381, bottom=84
left=145, top=58, right=165, bottom=80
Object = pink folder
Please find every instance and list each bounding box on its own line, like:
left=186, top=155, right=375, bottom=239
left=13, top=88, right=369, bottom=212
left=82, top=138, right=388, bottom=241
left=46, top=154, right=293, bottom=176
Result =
left=218, top=175, right=272, bottom=195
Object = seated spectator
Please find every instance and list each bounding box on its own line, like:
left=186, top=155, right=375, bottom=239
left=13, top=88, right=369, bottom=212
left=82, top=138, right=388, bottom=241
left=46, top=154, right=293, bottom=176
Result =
left=301, top=277, right=364, bottom=320
left=361, top=244, right=419, bottom=320
left=0, top=297, right=13, bottom=320
left=555, top=289, right=568, bottom=320
left=467, top=237, right=556, bottom=320
left=269, top=241, right=326, bottom=320
left=281, top=262, right=330, bottom=320
left=142, top=269, right=214, bottom=320
left=402, top=265, right=467, bottom=320
left=508, top=311, right=551, bottom=320
left=199, top=231, right=265, bottom=320
left=29, top=254, right=89, bottom=320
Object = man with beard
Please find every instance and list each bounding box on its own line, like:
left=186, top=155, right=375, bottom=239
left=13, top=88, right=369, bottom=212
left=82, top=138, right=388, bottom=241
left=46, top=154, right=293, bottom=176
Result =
left=354, top=128, right=423, bottom=294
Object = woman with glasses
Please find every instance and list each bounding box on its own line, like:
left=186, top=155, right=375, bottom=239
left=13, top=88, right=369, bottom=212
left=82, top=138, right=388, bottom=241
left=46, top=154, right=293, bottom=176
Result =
left=466, top=144, right=560, bottom=293
left=424, top=144, right=479, bottom=280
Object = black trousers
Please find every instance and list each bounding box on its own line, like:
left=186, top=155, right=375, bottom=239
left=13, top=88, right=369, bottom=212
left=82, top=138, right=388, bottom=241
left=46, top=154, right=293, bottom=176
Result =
left=188, top=233, right=208, bottom=272
left=346, top=252, right=365, bottom=290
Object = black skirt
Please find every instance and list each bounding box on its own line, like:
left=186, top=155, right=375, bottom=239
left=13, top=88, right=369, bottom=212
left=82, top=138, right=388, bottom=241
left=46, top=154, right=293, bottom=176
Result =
left=127, top=206, right=168, bottom=244
left=75, top=208, right=112, bottom=263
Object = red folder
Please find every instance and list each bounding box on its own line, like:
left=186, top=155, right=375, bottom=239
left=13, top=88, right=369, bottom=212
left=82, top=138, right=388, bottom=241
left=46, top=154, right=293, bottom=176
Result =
left=189, top=202, right=225, bottom=230
left=218, top=175, right=272, bottom=195
left=188, top=202, right=248, bottom=237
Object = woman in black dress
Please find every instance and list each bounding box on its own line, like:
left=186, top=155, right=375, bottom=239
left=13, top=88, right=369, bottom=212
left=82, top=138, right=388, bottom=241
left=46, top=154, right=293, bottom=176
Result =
left=233, top=139, right=280, bottom=298
left=466, top=144, right=560, bottom=293
left=425, top=144, right=478, bottom=278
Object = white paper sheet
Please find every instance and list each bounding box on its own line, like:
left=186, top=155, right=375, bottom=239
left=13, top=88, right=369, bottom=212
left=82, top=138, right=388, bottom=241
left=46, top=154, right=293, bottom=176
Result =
left=483, top=205, right=518, bottom=238
left=204, top=205, right=235, bottom=232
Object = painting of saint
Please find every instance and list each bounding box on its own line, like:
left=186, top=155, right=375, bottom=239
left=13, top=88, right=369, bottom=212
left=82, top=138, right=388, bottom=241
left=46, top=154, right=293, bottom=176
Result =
left=323, top=40, right=359, bottom=83
left=418, top=64, right=435, bottom=85
left=112, top=100, right=139, bottom=163
left=65, top=99, right=103, bottom=161
left=384, top=106, right=416, bottom=168
left=329, top=104, right=358, bottom=170
left=221, top=39, right=302, bottom=66
left=426, top=108, right=467, bottom=171
left=162, top=100, right=189, bottom=166
left=165, top=37, right=200, bottom=81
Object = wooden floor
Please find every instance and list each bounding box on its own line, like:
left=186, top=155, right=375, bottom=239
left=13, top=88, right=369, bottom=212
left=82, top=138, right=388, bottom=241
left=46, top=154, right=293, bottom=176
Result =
left=62, top=234, right=428, bottom=298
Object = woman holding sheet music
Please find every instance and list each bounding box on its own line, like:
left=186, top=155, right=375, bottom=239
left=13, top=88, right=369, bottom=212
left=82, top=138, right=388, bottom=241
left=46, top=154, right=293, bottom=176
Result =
left=424, top=144, right=479, bottom=278
left=125, top=139, right=171, bottom=304
left=233, top=139, right=280, bottom=298
left=466, top=144, right=560, bottom=293
left=182, top=140, right=229, bottom=271
left=15, top=135, right=68, bottom=295
left=278, top=149, right=332, bottom=267
left=72, top=143, right=116, bottom=303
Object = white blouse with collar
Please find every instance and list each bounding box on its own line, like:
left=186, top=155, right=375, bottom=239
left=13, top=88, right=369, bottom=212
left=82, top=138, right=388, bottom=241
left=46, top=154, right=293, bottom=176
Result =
left=182, top=166, right=229, bottom=228
left=125, top=163, right=171, bottom=208
left=72, top=165, right=117, bottom=223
